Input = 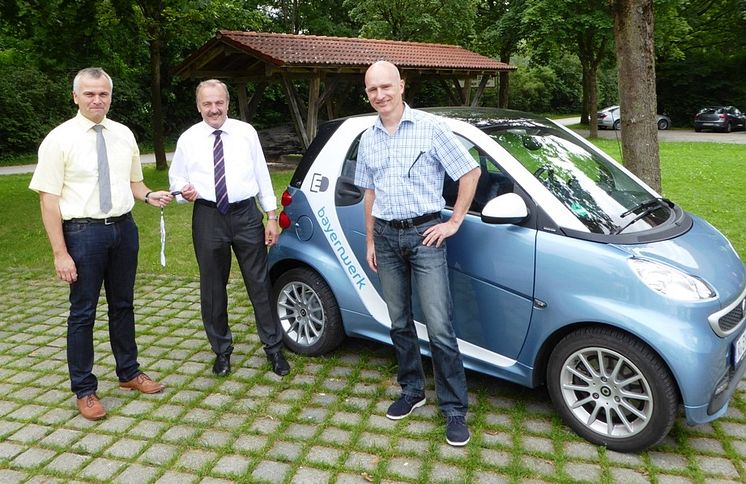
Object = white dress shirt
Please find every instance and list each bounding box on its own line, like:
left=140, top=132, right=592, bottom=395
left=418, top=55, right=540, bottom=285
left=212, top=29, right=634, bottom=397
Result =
left=169, top=118, right=277, bottom=212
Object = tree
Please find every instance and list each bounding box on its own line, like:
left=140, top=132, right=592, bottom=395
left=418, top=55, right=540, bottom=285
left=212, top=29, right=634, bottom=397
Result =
left=611, top=0, right=661, bottom=191
left=472, top=0, right=528, bottom=108
left=523, top=0, right=615, bottom=136
left=346, top=0, right=476, bottom=44
left=260, top=0, right=359, bottom=36
left=110, top=0, right=269, bottom=170
left=655, top=0, right=746, bottom=124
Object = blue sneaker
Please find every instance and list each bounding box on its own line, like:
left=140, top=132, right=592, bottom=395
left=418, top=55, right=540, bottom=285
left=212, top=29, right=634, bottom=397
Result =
left=386, top=394, right=426, bottom=420
left=446, top=415, right=470, bottom=446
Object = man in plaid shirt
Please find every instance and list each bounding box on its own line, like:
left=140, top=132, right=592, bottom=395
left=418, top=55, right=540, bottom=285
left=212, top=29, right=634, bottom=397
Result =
left=354, top=61, right=480, bottom=446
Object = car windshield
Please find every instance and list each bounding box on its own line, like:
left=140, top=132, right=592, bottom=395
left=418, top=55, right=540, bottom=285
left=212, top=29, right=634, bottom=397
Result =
left=483, top=124, right=672, bottom=234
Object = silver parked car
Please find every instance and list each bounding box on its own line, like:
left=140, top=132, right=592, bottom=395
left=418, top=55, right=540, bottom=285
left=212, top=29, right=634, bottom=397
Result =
left=597, top=105, right=671, bottom=130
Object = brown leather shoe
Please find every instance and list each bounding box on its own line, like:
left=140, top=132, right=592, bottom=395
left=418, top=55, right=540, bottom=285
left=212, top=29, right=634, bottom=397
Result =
left=77, top=394, right=106, bottom=420
left=119, top=373, right=165, bottom=394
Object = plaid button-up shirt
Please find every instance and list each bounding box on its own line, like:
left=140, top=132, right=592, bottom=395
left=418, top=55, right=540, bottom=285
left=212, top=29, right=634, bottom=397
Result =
left=354, top=105, right=478, bottom=221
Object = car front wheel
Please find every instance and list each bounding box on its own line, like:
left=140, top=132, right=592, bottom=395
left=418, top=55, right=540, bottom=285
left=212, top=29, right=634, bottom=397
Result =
left=274, top=267, right=345, bottom=356
left=546, top=327, right=678, bottom=453
left=657, top=119, right=669, bottom=130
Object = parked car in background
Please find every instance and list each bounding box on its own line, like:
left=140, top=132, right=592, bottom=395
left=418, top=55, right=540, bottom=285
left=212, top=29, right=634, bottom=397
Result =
left=597, top=105, right=671, bottom=130
left=268, top=107, right=746, bottom=453
left=694, top=106, right=746, bottom=132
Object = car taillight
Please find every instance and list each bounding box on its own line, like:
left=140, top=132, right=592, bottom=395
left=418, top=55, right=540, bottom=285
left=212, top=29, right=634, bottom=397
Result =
left=281, top=190, right=292, bottom=207
left=279, top=190, right=292, bottom=229
left=598, top=113, right=607, bottom=119
left=719, top=114, right=727, bottom=119
left=279, top=211, right=291, bottom=230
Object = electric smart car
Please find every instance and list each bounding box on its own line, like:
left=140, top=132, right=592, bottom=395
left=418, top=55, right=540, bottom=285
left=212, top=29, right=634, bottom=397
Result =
left=268, top=107, right=746, bottom=452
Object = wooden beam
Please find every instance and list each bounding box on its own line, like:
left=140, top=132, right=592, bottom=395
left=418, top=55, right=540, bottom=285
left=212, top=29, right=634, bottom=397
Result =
left=235, top=83, right=248, bottom=122
left=317, top=78, right=339, bottom=109
left=462, top=76, right=473, bottom=106
left=282, top=75, right=310, bottom=148
left=307, top=76, right=321, bottom=142
left=452, top=79, right=466, bottom=105
left=471, top=75, right=490, bottom=107
left=440, top=79, right=460, bottom=105
left=247, top=82, right=267, bottom=122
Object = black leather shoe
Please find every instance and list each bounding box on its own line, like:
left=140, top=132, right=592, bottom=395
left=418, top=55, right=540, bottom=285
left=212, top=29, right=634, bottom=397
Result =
left=267, top=351, right=290, bottom=376
left=213, top=353, right=230, bottom=376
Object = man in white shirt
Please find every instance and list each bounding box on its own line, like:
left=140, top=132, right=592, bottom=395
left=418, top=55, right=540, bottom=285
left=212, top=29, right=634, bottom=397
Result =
left=169, top=79, right=289, bottom=377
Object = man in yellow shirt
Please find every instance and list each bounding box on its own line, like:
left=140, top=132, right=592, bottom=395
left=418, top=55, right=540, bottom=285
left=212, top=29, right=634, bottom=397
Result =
left=29, top=67, right=172, bottom=420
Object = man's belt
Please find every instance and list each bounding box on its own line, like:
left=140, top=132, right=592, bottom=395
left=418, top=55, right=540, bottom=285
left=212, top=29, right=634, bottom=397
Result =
left=65, top=213, right=131, bottom=225
left=195, top=197, right=254, bottom=210
left=382, top=212, right=441, bottom=229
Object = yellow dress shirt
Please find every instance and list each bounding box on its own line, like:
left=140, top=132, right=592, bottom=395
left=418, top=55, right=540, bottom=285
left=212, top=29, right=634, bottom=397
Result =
left=29, top=111, right=143, bottom=219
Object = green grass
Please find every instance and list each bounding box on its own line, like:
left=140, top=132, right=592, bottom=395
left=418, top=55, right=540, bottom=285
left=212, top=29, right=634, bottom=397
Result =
left=590, top=139, right=745, bottom=259
left=0, top=168, right=294, bottom=279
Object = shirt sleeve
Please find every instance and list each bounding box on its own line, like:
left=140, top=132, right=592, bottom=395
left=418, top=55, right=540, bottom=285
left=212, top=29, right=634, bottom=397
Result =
left=168, top=136, right=189, bottom=193
left=432, top=120, right=478, bottom=181
left=29, top=132, right=65, bottom=195
left=249, top=127, right=277, bottom=212
left=127, top=131, right=143, bottom=183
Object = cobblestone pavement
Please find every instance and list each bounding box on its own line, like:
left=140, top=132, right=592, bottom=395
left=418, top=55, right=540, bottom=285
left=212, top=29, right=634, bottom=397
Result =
left=1, top=269, right=745, bottom=483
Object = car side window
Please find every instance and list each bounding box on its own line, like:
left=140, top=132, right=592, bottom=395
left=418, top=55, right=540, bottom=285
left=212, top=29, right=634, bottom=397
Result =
left=443, top=135, right=514, bottom=213
left=340, top=133, right=362, bottom=179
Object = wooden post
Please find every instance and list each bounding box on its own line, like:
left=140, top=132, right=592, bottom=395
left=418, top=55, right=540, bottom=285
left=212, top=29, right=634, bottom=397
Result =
left=236, top=83, right=248, bottom=122
left=440, top=79, right=460, bottom=106
left=471, top=75, right=490, bottom=107
left=247, top=82, right=267, bottom=123
left=307, top=76, right=321, bottom=142
left=282, top=75, right=310, bottom=148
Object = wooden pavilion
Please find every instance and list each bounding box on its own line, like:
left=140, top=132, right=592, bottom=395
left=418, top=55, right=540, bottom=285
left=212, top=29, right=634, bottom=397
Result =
left=175, top=31, right=515, bottom=148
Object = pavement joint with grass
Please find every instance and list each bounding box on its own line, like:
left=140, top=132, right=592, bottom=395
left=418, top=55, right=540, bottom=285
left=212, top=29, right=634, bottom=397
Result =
left=0, top=269, right=745, bottom=483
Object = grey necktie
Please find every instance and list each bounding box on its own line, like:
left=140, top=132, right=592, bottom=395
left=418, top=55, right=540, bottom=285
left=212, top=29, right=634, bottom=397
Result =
left=93, top=125, right=112, bottom=213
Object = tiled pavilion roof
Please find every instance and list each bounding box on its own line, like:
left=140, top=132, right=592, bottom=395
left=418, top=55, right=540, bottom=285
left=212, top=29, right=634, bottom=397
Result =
left=175, top=31, right=515, bottom=148
left=176, top=31, right=514, bottom=79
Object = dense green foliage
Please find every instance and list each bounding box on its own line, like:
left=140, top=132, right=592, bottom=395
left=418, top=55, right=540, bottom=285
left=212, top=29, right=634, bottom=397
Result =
left=1, top=0, right=744, bottom=159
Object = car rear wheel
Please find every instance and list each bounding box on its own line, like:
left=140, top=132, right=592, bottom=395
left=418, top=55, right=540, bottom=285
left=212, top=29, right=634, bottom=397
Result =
left=657, top=119, right=669, bottom=130
left=546, top=326, right=678, bottom=453
left=724, top=122, right=732, bottom=133
left=612, top=120, right=621, bottom=130
left=274, top=267, right=345, bottom=356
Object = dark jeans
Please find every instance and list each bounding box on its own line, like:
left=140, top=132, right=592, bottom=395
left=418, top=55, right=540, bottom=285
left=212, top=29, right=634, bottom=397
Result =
left=63, top=215, right=141, bottom=398
left=192, top=199, right=283, bottom=357
left=374, top=217, right=469, bottom=417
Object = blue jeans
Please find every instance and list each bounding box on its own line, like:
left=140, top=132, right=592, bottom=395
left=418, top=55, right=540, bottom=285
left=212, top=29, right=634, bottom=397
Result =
left=63, top=216, right=141, bottom=398
left=374, top=218, right=468, bottom=417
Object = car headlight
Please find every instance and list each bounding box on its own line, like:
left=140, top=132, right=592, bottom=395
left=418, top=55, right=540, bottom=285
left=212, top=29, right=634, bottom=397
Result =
left=628, top=258, right=715, bottom=301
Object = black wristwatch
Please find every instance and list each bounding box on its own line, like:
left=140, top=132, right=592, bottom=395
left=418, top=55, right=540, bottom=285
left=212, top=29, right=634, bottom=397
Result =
left=144, top=191, right=153, bottom=204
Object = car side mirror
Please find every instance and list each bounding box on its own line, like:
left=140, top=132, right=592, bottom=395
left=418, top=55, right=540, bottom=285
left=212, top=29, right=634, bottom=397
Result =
left=481, top=193, right=529, bottom=225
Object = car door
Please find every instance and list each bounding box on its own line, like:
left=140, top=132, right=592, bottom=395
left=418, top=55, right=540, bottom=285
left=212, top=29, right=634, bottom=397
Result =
left=335, top=132, right=536, bottom=362
left=440, top=136, right=536, bottom=360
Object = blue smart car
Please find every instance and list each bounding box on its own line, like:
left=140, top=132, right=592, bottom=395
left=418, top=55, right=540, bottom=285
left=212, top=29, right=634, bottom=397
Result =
left=268, top=107, right=746, bottom=452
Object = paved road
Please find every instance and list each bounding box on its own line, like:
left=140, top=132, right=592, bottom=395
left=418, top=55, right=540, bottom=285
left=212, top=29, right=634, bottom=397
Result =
left=556, top=117, right=746, bottom=143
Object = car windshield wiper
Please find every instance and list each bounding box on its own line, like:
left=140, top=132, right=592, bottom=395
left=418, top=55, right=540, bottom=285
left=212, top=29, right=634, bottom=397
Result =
left=613, top=198, right=674, bottom=235
left=619, top=197, right=673, bottom=218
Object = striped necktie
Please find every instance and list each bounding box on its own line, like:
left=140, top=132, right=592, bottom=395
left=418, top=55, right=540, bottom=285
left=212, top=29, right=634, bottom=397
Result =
left=93, top=125, right=112, bottom=213
left=213, top=130, right=229, bottom=214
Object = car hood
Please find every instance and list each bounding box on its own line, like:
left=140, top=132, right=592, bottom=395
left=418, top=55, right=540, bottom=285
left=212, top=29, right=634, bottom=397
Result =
left=615, top=215, right=745, bottom=305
